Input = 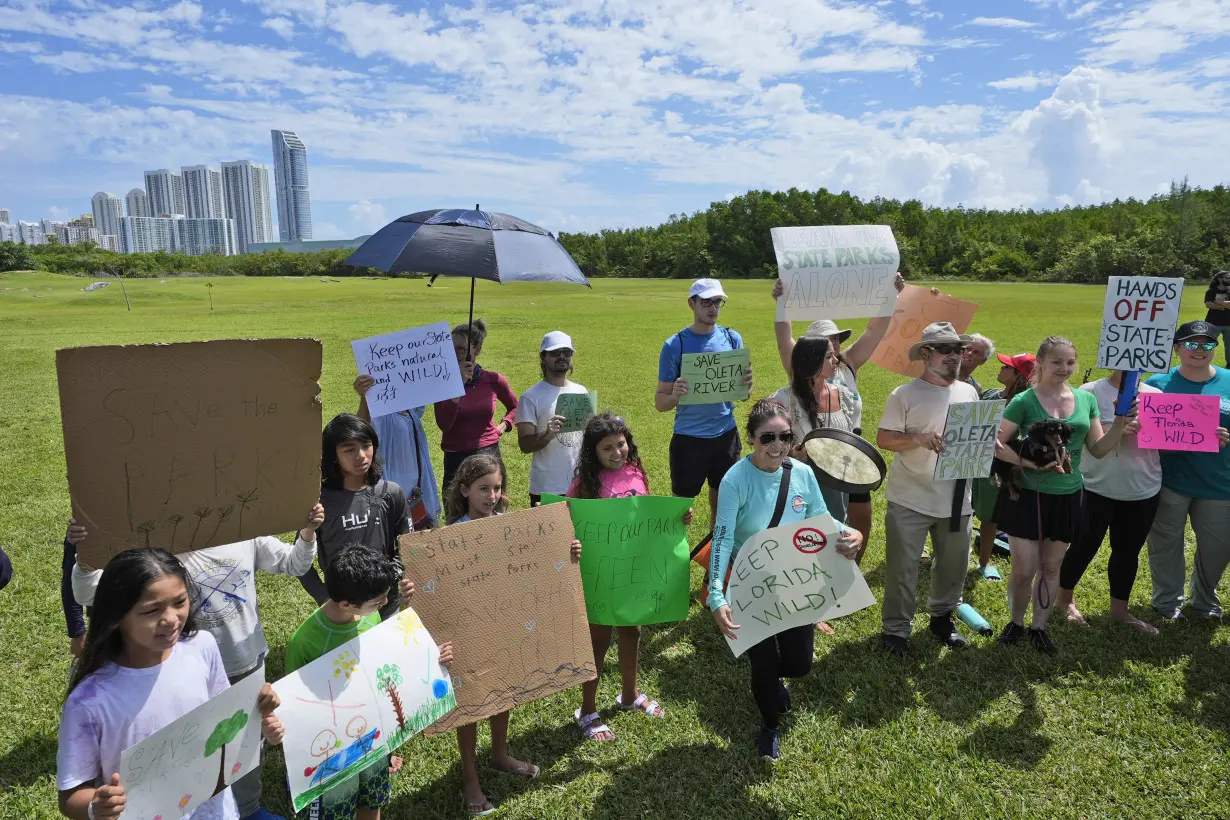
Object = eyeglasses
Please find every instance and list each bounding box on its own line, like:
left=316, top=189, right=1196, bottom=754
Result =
left=926, top=344, right=966, bottom=355
left=1182, top=340, right=1218, bottom=351
left=696, top=297, right=727, bottom=309
left=757, top=431, right=796, bottom=446
left=546, top=349, right=574, bottom=358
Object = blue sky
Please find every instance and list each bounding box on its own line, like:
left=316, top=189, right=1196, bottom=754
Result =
left=2, top=0, right=1229, bottom=239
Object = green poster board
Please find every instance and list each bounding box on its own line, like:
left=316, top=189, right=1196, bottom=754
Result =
left=678, top=348, right=750, bottom=405
left=542, top=494, right=693, bottom=625
left=555, top=391, right=598, bottom=434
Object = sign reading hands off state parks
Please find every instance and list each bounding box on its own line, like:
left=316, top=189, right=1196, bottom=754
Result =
left=351, top=321, right=465, bottom=417
left=933, top=400, right=1006, bottom=480
left=773, top=225, right=900, bottom=321
left=273, top=608, right=456, bottom=812
left=679, top=348, right=751, bottom=405
left=724, top=514, right=876, bottom=658
left=398, top=504, right=596, bottom=733
left=1096, top=276, right=1184, bottom=372
left=869, top=285, right=979, bottom=377
left=118, top=667, right=265, bottom=820
left=1137, top=393, right=1221, bottom=453
left=57, top=339, right=322, bottom=569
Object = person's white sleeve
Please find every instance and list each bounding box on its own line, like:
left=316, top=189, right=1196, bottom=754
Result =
left=71, top=561, right=102, bottom=607
left=879, top=388, right=906, bottom=432
left=252, top=535, right=317, bottom=577
left=201, top=633, right=230, bottom=697
left=56, top=692, right=101, bottom=791
left=514, top=390, right=537, bottom=426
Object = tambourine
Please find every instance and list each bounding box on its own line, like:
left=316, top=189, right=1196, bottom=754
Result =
left=801, top=428, right=887, bottom=495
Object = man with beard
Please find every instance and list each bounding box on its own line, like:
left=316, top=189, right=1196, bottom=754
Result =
left=517, top=331, right=591, bottom=506
left=877, top=322, right=980, bottom=658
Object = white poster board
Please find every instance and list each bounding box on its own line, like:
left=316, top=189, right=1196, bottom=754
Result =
left=723, top=514, right=876, bottom=657
left=351, top=322, right=465, bottom=416
left=1096, top=277, right=1184, bottom=373
left=772, top=225, right=900, bottom=321
left=119, top=669, right=265, bottom=820
left=933, top=400, right=1006, bottom=480
left=273, top=608, right=456, bottom=812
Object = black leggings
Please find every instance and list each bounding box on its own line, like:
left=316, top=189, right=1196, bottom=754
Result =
left=1059, top=489, right=1161, bottom=601
left=746, top=624, right=814, bottom=730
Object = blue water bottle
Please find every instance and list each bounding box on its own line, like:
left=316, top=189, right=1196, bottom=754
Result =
left=1116, top=370, right=1140, bottom=417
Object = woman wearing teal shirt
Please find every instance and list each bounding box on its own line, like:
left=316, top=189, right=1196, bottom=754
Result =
left=994, top=336, right=1130, bottom=655
left=709, top=399, right=862, bottom=761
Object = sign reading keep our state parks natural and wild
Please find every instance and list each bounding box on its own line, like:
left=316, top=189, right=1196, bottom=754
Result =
left=679, top=348, right=751, bottom=405
left=772, top=224, right=901, bottom=321
left=1096, top=276, right=1184, bottom=372
left=351, top=322, right=465, bottom=416
left=933, top=400, right=1006, bottom=480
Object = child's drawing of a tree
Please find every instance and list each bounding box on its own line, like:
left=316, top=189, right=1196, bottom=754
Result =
left=376, top=664, right=407, bottom=731
left=235, top=488, right=260, bottom=536
left=205, top=709, right=249, bottom=795
left=209, top=505, right=235, bottom=543
left=189, top=506, right=213, bottom=546
left=168, top=514, right=184, bottom=546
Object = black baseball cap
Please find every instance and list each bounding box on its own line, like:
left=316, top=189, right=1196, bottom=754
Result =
left=1175, top=320, right=1219, bottom=342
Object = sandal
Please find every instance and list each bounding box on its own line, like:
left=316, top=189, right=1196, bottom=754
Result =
left=491, top=760, right=540, bottom=779
left=464, top=797, right=496, bottom=817
left=616, top=693, right=665, bottom=718
left=574, top=709, right=614, bottom=742
left=979, top=564, right=1002, bottom=582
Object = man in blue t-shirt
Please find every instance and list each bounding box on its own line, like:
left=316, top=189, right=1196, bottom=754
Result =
left=656, top=278, right=754, bottom=525
left=1145, top=320, right=1230, bottom=620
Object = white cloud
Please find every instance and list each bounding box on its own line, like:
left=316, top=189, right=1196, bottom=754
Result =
left=32, top=51, right=136, bottom=73
left=1089, top=0, right=1230, bottom=66
left=968, top=17, right=1038, bottom=29
left=988, top=72, right=1058, bottom=91
left=260, top=17, right=295, bottom=39
left=347, top=199, right=387, bottom=233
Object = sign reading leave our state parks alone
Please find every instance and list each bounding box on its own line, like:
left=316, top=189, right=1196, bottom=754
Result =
left=773, top=224, right=901, bottom=321
left=1096, top=276, right=1184, bottom=373
left=679, top=349, right=750, bottom=405
left=933, top=400, right=1006, bottom=480
left=351, top=322, right=465, bottom=416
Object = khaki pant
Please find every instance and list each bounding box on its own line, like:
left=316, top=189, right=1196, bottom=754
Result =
left=882, top=502, right=972, bottom=639
left=1146, top=486, right=1230, bottom=617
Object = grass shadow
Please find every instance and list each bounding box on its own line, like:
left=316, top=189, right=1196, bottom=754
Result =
left=0, top=731, right=57, bottom=789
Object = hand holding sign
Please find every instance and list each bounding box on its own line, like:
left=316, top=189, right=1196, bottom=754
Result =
left=772, top=225, right=901, bottom=321
left=678, top=349, right=751, bottom=405
left=933, top=400, right=1006, bottom=480
left=556, top=392, right=598, bottom=434
left=351, top=322, right=465, bottom=416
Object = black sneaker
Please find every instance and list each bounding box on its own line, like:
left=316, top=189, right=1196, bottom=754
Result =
left=778, top=680, right=792, bottom=714
left=1029, top=628, right=1058, bottom=656
left=757, top=727, right=780, bottom=761
left=928, top=614, right=969, bottom=648
left=882, top=633, right=909, bottom=659
left=998, top=621, right=1026, bottom=645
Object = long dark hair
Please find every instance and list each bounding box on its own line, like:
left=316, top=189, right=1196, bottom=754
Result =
left=445, top=453, right=509, bottom=524
left=789, top=336, right=831, bottom=431
left=321, top=413, right=383, bottom=490
left=574, top=412, right=646, bottom=499
left=68, top=549, right=199, bottom=696
left=745, top=397, right=793, bottom=443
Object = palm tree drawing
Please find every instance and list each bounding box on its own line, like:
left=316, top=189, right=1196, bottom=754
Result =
left=189, top=506, right=213, bottom=546
left=375, top=664, right=407, bottom=731
left=135, top=520, right=157, bottom=548
left=209, top=505, right=235, bottom=543
left=205, top=709, right=249, bottom=795
left=168, top=514, right=184, bottom=546
left=235, top=488, right=260, bottom=536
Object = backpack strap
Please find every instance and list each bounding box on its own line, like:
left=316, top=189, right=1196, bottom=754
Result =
left=767, top=461, right=794, bottom=529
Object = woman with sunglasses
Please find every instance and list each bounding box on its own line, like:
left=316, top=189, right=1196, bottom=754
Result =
left=708, top=399, right=862, bottom=761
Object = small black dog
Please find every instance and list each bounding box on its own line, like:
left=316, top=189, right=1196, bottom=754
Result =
left=992, top=418, right=1074, bottom=500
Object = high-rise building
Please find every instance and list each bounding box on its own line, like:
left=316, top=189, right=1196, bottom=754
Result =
left=0, top=207, right=9, bottom=224
left=271, top=130, right=313, bottom=241
left=178, top=217, right=237, bottom=256
left=57, top=224, right=101, bottom=247
left=182, top=165, right=226, bottom=219
left=91, top=192, right=125, bottom=239
left=0, top=223, right=15, bottom=243
left=41, top=218, right=68, bottom=236
left=72, top=214, right=94, bottom=228
left=15, top=221, right=45, bottom=245
left=221, top=160, right=274, bottom=253
left=98, top=234, right=120, bottom=252
left=121, top=216, right=180, bottom=254
left=144, top=169, right=184, bottom=217
left=125, top=188, right=151, bottom=219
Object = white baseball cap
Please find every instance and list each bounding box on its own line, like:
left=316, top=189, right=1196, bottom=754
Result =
left=540, top=330, right=574, bottom=352
left=689, top=278, right=726, bottom=300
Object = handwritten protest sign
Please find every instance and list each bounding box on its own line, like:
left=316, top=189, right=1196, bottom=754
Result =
left=1137, top=393, right=1221, bottom=453
left=679, top=348, right=751, bottom=405
left=273, top=608, right=456, bottom=811
left=723, top=513, right=875, bottom=657
left=1096, top=276, right=1183, bottom=373
left=119, top=667, right=265, bottom=820
left=869, top=285, right=979, bottom=377
left=773, top=225, right=900, bottom=321
left=556, top=391, right=597, bottom=434
left=542, top=494, right=692, bottom=625
left=398, top=504, right=596, bottom=732
left=352, top=322, right=464, bottom=416
left=933, top=400, right=1006, bottom=479
left=57, top=339, right=322, bottom=568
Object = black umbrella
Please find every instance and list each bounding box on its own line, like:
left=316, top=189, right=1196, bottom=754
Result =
left=345, top=206, right=590, bottom=356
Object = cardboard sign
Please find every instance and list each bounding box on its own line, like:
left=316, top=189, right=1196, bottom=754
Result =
left=57, top=340, right=322, bottom=568
left=1137, top=393, right=1221, bottom=453
left=772, top=225, right=900, bottom=320
left=1096, top=277, right=1184, bottom=373
left=119, top=668, right=265, bottom=820
left=543, top=494, right=692, bottom=626
left=723, top=514, right=876, bottom=657
left=933, top=400, right=1006, bottom=480
left=397, top=504, right=596, bottom=732
left=556, top=391, right=598, bottom=434
left=351, top=322, right=465, bottom=416
left=273, top=608, right=456, bottom=811
left=868, top=285, right=979, bottom=377
left=678, top=348, right=751, bottom=405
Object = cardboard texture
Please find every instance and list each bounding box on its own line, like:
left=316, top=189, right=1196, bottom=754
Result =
left=119, top=669, right=265, bottom=820
left=678, top=349, right=751, bottom=405
left=57, top=339, right=323, bottom=568
left=351, top=322, right=465, bottom=417
left=398, top=504, right=596, bottom=733
left=273, top=608, right=456, bottom=811
left=723, top=514, right=876, bottom=658
left=868, top=285, right=979, bottom=377
left=933, top=400, right=1006, bottom=480
left=772, top=225, right=901, bottom=321
left=1096, top=276, right=1184, bottom=373
left=555, top=391, right=598, bottom=434
left=1137, top=393, right=1221, bottom=452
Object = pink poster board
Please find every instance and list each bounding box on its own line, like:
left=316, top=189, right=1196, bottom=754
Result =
left=1136, top=393, right=1220, bottom=453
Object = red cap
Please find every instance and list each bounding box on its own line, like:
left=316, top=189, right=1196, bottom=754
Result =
left=997, top=352, right=1036, bottom=380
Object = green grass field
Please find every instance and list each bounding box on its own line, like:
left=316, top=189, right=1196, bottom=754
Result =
left=1, top=271, right=1226, bottom=819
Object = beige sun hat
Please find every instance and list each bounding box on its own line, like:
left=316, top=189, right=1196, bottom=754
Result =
left=907, top=322, right=974, bottom=361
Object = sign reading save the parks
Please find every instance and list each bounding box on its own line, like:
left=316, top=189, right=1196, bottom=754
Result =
left=723, top=514, right=876, bottom=658
left=544, top=494, right=693, bottom=625
left=679, top=348, right=751, bottom=405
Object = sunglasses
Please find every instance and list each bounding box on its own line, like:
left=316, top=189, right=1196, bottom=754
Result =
left=756, top=431, right=796, bottom=446
left=926, top=344, right=966, bottom=355
left=546, top=349, right=574, bottom=358
left=1182, top=341, right=1218, bottom=351
left=696, top=297, right=727, bottom=309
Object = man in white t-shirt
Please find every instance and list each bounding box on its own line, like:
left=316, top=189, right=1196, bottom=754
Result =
left=877, top=322, right=980, bottom=658
left=517, top=331, right=590, bottom=505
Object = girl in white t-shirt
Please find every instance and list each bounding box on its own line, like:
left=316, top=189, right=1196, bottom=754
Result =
left=57, top=548, right=283, bottom=820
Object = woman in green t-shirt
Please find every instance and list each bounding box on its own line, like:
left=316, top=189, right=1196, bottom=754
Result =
left=993, top=336, right=1131, bottom=655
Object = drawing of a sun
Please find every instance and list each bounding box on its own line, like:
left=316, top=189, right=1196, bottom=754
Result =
left=333, top=649, right=359, bottom=680
left=394, top=609, right=424, bottom=646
